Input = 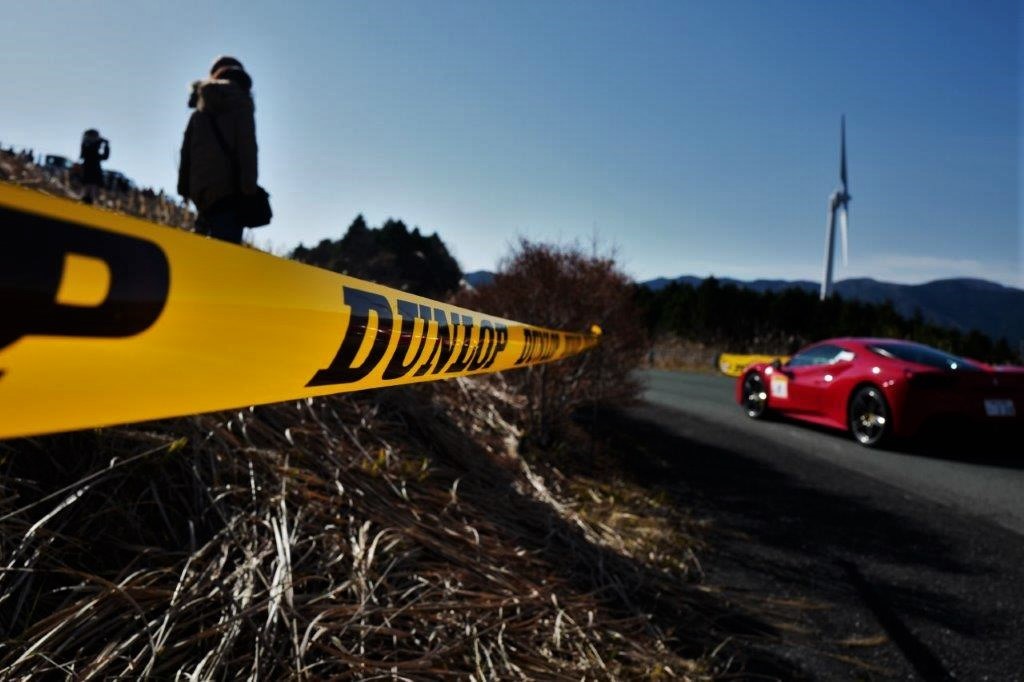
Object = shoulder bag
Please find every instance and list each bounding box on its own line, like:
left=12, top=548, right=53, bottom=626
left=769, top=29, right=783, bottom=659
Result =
left=206, top=113, right=272, bottom=228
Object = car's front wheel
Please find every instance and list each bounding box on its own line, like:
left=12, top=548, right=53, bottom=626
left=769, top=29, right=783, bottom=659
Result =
left=742, top=372, right=769, bottom=419
left=848, top=385, right=891, bottom=447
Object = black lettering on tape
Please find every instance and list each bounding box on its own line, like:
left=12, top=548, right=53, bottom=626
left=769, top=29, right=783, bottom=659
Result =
left=0, top=208, right=170, bottom=352
left=466, top=319, right=495, bottom=371
left=515, top=329, right=533, bottom=365
left=416, top=308, right=457, bottom=377
left=383, top=300, right=432, bottom=380
left=307, top=286, right=394, bottom=386
left=447, top=315, right=477, bottom=373
left=483, top=323, right=508, bottom=368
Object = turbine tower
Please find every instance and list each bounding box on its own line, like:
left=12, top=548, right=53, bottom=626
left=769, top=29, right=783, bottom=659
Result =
left=820, top=116, right=851, bottom=300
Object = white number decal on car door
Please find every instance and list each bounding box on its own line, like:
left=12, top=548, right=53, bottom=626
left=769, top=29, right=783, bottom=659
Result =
left=771, top=375, right=789, bottom=399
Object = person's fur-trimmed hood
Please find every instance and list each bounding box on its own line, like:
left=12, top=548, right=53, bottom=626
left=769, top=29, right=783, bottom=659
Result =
left=196, top=79, right=254, bottom=115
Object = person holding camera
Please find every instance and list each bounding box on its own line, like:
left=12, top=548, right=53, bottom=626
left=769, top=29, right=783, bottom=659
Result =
left=79, top=129, right=109, bottom=205
left=178, top=58, right=269, bottom=244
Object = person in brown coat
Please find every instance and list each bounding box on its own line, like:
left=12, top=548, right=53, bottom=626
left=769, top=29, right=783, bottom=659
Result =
left=177, top=61, right=258, bottom=244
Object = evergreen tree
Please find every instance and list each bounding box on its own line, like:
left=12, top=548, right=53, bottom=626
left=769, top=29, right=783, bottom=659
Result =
left=292, top=215, right=462, bottom=300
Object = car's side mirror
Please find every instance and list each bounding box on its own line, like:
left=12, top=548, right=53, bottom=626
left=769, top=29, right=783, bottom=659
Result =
left=770, top=358, right=783, bottom=371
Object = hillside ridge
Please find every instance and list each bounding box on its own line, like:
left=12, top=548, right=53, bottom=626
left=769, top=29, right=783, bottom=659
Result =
left=643, top=275, right=1024, bottom=345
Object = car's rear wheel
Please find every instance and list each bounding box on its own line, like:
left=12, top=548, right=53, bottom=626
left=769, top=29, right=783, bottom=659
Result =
left=742, top=372, right=769, bottom=419
left=848, top=386, right=890, bottom=447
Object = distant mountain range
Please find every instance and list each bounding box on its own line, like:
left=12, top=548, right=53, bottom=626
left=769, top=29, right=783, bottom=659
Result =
left=466, top=270, right=1024, bottom=345
left=644, top=275, right=1024, bottom=346
left=463, top=270, right=496, bottom=288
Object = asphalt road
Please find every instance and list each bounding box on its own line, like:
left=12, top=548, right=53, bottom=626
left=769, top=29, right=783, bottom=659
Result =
left=627, top=369, right=1024, bottom=679
left=642, top=369, right=1024, bottom=536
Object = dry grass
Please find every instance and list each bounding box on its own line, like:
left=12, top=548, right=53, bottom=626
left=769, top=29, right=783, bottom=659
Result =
left=0, top=377, right=717, bottom=679
left=0, top=147, right=194, bottom=230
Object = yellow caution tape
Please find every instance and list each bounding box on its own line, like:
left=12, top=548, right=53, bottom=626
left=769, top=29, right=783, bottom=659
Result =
left=715, top=352, right=790, bottom=377
left=0, top=183, right=599, bottom=439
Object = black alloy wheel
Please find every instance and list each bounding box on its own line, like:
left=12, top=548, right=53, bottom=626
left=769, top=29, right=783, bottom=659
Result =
left=848, top=385, right=891, bottom=447
left=742, top=372, right=769, bottom=419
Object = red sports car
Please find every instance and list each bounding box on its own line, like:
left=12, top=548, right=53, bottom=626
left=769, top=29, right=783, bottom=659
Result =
left=735, top=337, right=1024, bottom=446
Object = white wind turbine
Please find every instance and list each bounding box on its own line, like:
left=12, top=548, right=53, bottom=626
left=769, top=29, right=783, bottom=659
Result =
left=820, top=116, right=851, bottom=300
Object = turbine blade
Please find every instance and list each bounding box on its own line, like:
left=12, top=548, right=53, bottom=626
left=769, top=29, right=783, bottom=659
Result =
left=839, top=207, right=849, bottom=267
left=840, top=115, right=848, bottom=192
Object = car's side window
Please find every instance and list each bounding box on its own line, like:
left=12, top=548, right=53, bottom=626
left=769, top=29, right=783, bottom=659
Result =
left=786, top=350, right=811, bottom=367
left=788, top=345, right=835, bottom=367
left=788, top=344, right=852, bottom=368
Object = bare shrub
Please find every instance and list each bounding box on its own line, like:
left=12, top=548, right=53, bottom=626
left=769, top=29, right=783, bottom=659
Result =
left=458, top=239, right=649, bottom=445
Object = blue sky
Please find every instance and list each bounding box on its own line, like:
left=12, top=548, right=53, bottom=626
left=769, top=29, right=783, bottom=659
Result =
left=1, top=1, right=1020, bottom=287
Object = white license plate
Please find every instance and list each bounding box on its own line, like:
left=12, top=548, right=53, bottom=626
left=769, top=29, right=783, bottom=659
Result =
left=984, top=399, right=1016, bottom=417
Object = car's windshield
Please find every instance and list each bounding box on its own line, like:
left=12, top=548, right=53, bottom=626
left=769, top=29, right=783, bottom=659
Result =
left=869, top=342, right=979, bottom=371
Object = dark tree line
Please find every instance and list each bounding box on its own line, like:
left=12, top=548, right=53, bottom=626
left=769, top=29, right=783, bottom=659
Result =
left=292, top=215, right=462, bottom=300
left=636, top=277, right=1019, bottom=364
